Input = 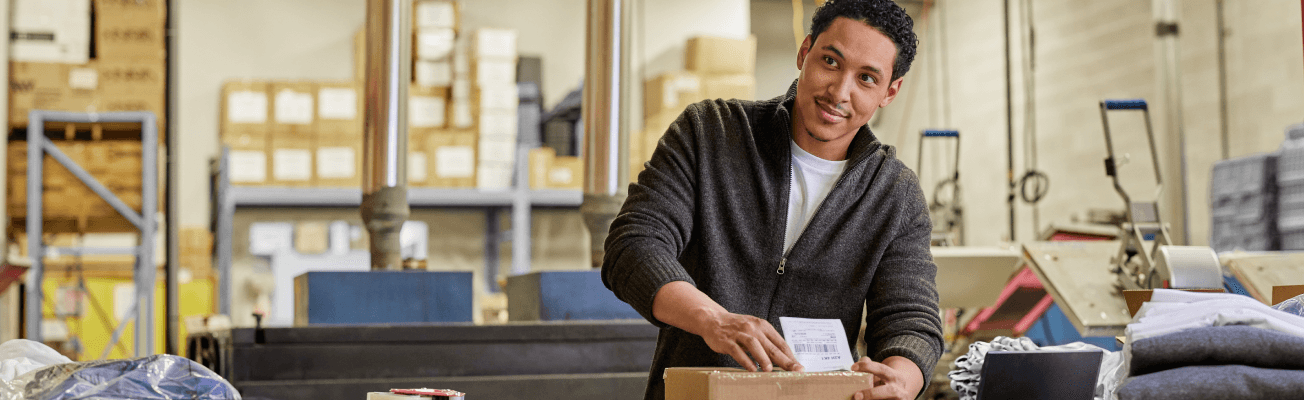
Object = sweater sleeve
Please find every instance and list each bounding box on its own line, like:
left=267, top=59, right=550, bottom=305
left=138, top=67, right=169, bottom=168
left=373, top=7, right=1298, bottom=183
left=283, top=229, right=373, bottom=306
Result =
left=863, top=171, right=945, bottom=392
left=600, top=105, right=702, bottom=328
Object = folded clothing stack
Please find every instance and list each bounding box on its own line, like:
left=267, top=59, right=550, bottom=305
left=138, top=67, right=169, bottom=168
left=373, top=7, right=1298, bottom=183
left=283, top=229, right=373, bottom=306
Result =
left=1116, top=290, right=1304, bottom=400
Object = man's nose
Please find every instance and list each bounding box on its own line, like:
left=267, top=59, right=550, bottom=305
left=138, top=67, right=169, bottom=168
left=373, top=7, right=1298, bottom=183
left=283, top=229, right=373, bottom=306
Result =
left=828, top=75, right=853, bottom=106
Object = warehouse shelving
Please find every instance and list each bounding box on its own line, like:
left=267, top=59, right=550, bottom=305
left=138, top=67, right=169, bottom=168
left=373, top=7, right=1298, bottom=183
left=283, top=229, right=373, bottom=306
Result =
left=211, top=147, right=582, bottom=315
left=21, top=110, right=160, bottom=358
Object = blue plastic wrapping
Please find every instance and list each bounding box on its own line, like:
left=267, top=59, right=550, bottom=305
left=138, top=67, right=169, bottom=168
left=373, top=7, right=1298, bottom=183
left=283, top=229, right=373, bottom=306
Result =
left=7, top=354, right=239, bottom=400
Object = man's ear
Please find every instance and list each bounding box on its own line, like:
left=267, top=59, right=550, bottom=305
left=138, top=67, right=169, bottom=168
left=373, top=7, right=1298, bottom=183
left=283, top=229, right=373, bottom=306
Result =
left=796, top=35, right=813, bottom=70
left=879, top=78, right=905, bottom=108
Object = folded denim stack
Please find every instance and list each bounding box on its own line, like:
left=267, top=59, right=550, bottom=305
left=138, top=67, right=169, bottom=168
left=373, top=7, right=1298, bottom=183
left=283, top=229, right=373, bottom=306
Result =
left=1116, top=290, right=1304, bottom=400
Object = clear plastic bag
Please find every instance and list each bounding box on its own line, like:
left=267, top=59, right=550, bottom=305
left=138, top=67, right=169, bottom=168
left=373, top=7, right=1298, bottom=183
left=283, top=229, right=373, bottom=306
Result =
left=4, top=353, right=239, bottom=400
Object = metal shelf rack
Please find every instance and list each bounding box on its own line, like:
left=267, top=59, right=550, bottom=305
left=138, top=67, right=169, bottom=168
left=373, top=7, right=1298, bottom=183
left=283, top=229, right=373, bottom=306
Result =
left=211, top=147, right=582, bottom=315
left=23, top=110, right=160, bottom=358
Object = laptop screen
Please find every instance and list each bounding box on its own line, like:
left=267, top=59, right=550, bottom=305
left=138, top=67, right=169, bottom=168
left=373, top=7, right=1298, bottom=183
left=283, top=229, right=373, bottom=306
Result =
left=976, top=350, right=1104, bottom=400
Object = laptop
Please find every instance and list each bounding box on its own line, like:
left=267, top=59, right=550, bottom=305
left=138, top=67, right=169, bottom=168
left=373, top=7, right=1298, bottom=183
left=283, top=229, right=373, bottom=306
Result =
left=976, top=350, right=1104, bottom=400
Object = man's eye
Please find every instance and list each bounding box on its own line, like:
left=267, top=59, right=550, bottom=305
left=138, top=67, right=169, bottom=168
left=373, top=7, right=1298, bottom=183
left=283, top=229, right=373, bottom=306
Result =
left=860, top=74, right=875, bottom=83
left=823, top=56, right=837, bottom=67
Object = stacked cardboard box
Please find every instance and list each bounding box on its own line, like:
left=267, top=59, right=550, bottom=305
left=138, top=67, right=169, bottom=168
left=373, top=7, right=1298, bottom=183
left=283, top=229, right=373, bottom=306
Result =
left=220, top=80, right=366, bottom=188
left=527, top=147, right=582, bottom=190
left=7, top=139, right=146, bottom=231
left=9, top=0, right=168, bottom=136
left=468, top=28, right=519, bottom=190
left=632, top=35, right=756, bottom=183
left=180, top=228, right=214, bottom=279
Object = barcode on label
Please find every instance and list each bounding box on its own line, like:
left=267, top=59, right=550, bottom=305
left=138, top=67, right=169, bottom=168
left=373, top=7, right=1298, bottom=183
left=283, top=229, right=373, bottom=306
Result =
left=794, top=344, right=838, bottom=353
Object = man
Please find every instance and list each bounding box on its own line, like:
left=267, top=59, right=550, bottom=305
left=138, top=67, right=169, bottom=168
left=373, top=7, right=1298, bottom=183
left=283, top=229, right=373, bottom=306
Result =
left=601, top=1, right=943, bottom=399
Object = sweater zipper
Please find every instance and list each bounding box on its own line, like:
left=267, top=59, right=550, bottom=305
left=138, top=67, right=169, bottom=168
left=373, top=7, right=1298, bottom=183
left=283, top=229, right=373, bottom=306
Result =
left=775, top=154, right=871, bottom=276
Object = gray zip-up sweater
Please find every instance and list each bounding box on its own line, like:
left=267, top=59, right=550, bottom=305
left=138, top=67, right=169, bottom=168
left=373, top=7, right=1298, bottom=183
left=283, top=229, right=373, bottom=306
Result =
left=602, top=83, right=943, bottom=400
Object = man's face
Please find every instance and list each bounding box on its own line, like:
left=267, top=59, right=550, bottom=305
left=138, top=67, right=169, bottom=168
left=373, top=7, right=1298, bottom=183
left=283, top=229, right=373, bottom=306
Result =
left=792, top=17, right=903, bottom=154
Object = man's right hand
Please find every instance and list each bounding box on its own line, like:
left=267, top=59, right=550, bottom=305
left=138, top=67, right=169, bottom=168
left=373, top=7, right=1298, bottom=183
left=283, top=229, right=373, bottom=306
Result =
left=699, top=311, right=803, bottom=372
left=652, top=281, right=804, bottom=372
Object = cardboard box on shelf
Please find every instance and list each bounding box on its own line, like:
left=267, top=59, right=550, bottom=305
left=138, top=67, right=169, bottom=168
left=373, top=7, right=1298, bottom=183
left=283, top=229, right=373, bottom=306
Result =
left=11, top=0, right=91, bottom=64
left=410, top=86, right=450, bottom=129
left=316, top=81, right=361, bottom=135
left=416, top=28, right=456, bottom=61
left=644, top=72, right=702, bottom=117
left=477, top=161, right=513, bottom=190
left=407, top=130, right=429, bottom=186
left=471, top=28, right=517, bottom=60
left=7, top=140, right=146, bottom=220
left=701, top=74, right=756, bottom=102
left=10, top=60, right=166, bottom=131
left=664, top=368, right=873, bottom=400
left=478, top=111, right=517, bottom=138
left=685, top=35, right=757, bottom=75
left=270, top=82, right=316, bottom=136
left=227, top=142, right=269, bottom=186
left=472, top=85, right=519, bottom=114
left=269, top=135, right=314, bottom=187
left=426, top=130, right=477, bottom=188
left=547, top=156, right=582, bottom=191
left=477, top=135, right=516, bottom=164
left=447, top=98, right=474, bottom=129
left=643, top=109, right=679, bottom=144
left=314, top=135, right=362, bottom=188
left=95, top=0, right=167, bottom=61
left=415, top=60, right=453, bottom=87
left=528, top=147, right=555, bottom=189
left=220, top=81, right=270, bottom=140
left=414, top=0, right=458, bottom=30
left=470, top=58, right=516, bottom=87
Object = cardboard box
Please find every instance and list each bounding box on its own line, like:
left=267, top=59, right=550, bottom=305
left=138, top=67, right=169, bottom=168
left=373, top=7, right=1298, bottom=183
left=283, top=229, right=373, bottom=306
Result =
left=416, top=28, right=456, bottom=61
left=685, top=35, right=757, bottom=75
left=478, top=135, right=516, bottom=164
left=95, top=0, right=167, bottom=60
left=415, top=60, right=453, bottom=87
left=316, top=81, right=361, bottom=135
left=644, top=109, right=680, bottom=143
left=426, top=130, right=477, bottom=188
left=478, top=111, right=518, bottom=138
left=10, top=60, right=166, bottom=131
left=529, top=147, right=555, bottom=189
left=315, top=135, right=362, bottom=188
left=228, top=145, right=269, bottom=186
left=473, top=85, right=519, bottom=114
left=270, top=81, right=316, bottom=136
left=221, top=81, right=270, bottom=141
left=410, top=86, right=450, bottom=129
left=448, top=98, right=474, bottom=129
left=414, top=0, right=458, bottom=30
left=407, top=130, right=429, bottom=186
left=477, top=161, right=513, bottom=190
left=548, top=156, right=582, bottom=191
left=701, top=74, right=756, bottom=102
left=11, top=0, right=91, bottom=64
left=471, top=28, right=517, bottom=59
left=471, top=58, right=516, bottom=87
left=7, top=140, right=146, bottom=220
left=664, top=368, right=872, bottom=400
left=644, top=72, right=702, bottom=117
left=269, top=135, right=314, bottom=187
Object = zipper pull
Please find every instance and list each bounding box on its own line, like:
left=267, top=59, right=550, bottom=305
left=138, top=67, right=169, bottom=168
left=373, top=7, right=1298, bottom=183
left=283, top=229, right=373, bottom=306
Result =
left=777, top=258, right=787, bottom=275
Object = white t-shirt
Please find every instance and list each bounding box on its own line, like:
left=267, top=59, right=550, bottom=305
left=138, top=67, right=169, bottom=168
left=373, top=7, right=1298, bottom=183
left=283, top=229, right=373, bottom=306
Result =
left=784, top=140, right=848, bottom=253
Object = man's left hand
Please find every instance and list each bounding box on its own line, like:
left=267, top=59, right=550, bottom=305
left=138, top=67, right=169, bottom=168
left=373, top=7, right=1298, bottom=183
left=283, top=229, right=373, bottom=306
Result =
left=850, top=356, right=923, bottom=400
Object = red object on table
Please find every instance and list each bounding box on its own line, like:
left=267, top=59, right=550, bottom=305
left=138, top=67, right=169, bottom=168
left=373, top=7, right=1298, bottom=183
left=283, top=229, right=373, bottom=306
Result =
left=390, top=388, right=465, bottom=399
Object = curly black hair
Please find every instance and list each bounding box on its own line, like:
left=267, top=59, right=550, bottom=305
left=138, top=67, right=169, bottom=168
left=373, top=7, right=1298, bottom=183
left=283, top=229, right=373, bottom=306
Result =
left=809, top=0, right=918, bottom=82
